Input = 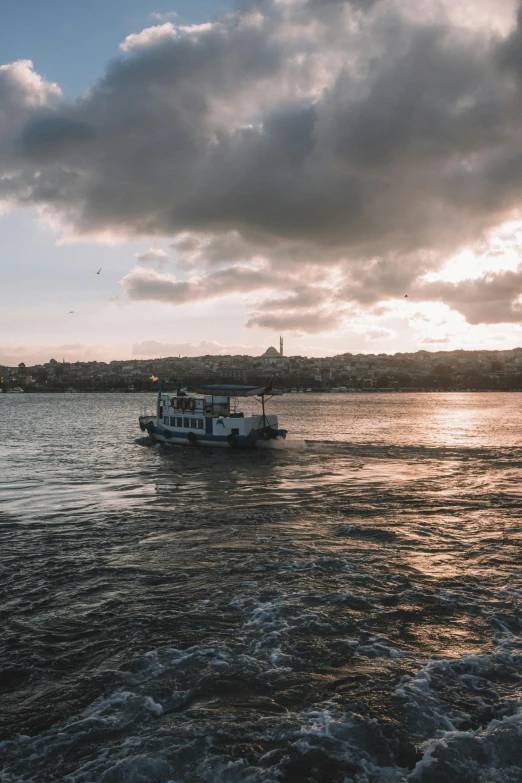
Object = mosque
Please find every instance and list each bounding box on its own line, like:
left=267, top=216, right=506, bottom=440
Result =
left=261, top=337, right=287, bottom=368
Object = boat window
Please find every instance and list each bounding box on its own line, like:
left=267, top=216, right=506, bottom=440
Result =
left=231, top=428, right=239, bottom=435
left=197, top=419, right=204, bottom=430
left=177, top=417, right=183, bottom=427
left=164, top=416, right=169, bottom=425
left=184, top=417, right=191, bottom=428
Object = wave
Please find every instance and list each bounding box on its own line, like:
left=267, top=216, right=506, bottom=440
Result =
left=2, top=598, right=522, bottom=783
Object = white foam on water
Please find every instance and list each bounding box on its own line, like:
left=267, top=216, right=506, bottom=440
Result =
left=255, top=436, right=354, bottom=453
left=4, top=639, right=522, bottom=783
left=254, top=437, right=299, bottom=450
left=396, top=640, right=522, bottom=782
left=409, top=709, right=522, bottom=783
left=96, top=755, right=173, bottom=783
left=296, top=707, right=408, bottom=782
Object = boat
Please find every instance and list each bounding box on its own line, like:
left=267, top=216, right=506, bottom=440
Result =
left=139, top=382, right=287, bottom=448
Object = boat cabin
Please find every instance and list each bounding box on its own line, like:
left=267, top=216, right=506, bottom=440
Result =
left=157, top=388, right=278, bottom=439
left=140, top=382, right=286, bottom=447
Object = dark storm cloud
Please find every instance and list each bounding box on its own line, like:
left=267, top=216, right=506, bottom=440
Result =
left=337, top=254, right=433, bottom=304
left=19, top=116, right=95, bottom=159
left=3, top=1, right=522, bottom=328
left=497, top=4, right=522, bottom=73
left=325, top=28, right=502, bottom=166
left=305, top=0, right=381, bottom=15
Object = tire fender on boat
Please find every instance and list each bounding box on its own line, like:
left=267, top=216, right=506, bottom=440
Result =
left=227, top=434, right=237, bottom=447
left=188, top=432, right=197, bottom=445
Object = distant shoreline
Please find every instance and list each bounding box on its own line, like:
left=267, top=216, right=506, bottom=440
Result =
left=3, top=388, right=522, bottom=395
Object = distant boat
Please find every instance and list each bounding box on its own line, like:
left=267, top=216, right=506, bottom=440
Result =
left=5, top=387, right=24, bottom=393
left=139, top=383, right=287, bottom=448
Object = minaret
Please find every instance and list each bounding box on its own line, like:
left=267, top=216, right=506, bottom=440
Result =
left=279, top=336, right=284, bottom=356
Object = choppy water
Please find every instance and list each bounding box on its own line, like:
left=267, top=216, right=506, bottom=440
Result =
left=1, top=392, right=522, bottom=783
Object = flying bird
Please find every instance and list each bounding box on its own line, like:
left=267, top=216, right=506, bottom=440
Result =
left=96, top=268, right=102, bottom=274
left=404, top=294, right=408, bottom=298
left=68, top=310, right=76, bottom=314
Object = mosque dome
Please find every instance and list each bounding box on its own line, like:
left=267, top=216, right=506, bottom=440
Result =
left=262, top=346, right=280, bottom=358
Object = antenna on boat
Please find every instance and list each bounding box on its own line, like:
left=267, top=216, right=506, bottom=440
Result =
left=156, top=380, right=162, bottom=420
left=260, top=378, right=273, bottom=428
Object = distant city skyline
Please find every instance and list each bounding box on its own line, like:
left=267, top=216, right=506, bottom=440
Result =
left=4, top=345, right=522, bottom=395
left=3, top=0, right=522, bottom=365
left=4, top=344, right=522, bottom=368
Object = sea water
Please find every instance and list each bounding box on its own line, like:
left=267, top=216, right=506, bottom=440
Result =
left=1, top=392, right=522, bottom=782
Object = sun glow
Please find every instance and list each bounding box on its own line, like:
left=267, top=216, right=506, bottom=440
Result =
left=423, top=220, right=522, bottom=284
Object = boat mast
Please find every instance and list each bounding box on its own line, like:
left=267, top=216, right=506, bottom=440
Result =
left=260, top=393, right=267, bottom=428
left=157, top=381, right=162, bottom=419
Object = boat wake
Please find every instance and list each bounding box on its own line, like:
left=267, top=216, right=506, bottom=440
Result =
left=2, top=614, right=521, bottom=782
left=255, top=436, right=305, bottom=449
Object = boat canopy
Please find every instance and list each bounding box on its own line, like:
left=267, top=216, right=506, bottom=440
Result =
left=195, top=383, right=283, bottom=397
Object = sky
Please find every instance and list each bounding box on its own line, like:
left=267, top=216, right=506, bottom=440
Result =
left=3, top=0, right=522, bottom=364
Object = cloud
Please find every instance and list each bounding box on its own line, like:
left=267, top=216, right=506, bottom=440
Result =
left=120, top=23, right=177, bottom=52
left=135, top=247, right=169, bottom=267
left=171, top=231, right=259, bottom=267
left=416, top=267, right=522, bottom=323
left=305, top=0, right=382, bottom=18
left=20, top=116, right=94, bottom=159
left=421, top=335, right=450, bottom=344
left=366, top=328, right=394, bottom=339
left=121, top=264, right=277, bottom=304
left=3, top=1, right=522, bottom=332
left=246, top=309, right=344, bottom=333
left=123, top=260, right=336, bottom=328
left=0, top=60, right=61, bottom=158
left=253, top=287, right=330, bottom=311
left=0, top=59, right=61, bottom=111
